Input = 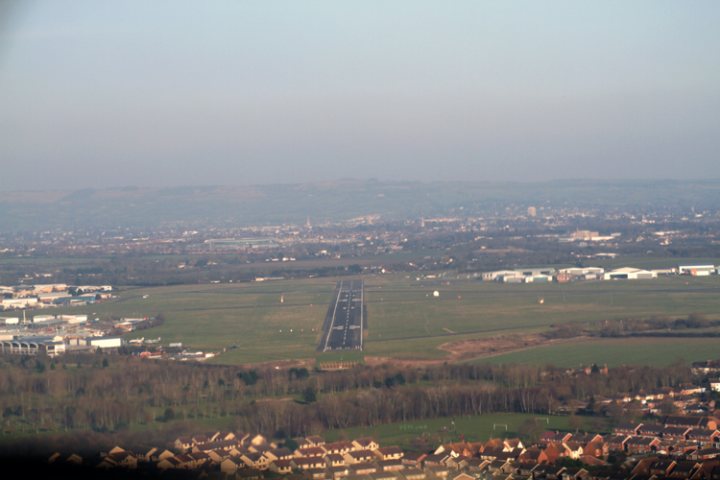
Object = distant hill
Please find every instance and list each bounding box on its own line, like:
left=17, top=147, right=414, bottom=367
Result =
left=1, top=179, right=719, bottom=231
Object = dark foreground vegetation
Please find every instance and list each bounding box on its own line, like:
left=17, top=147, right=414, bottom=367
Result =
left=546, top=313, right=720, bottom=340
left=0, top=352, right=704, bottom=455
left=0, top=457, right=211, bottom=480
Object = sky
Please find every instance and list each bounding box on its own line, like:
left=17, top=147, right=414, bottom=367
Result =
left=0, top=1, right=719, bottom=190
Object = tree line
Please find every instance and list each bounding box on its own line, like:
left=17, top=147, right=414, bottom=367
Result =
left=0, top=353, right=698, bottom=444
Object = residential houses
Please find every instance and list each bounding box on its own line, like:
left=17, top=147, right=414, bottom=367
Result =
left=46, top=413, right=720, bottom=479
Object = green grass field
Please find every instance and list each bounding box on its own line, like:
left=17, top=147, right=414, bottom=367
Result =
left=363, top=275, right=720, bottom=359
left=473, top=337, right=720, bottom=368
left=54, top=279, right=337, bottom=363
left=325, top=412, right=607, bottom=448
left=49, top=273, right=720, bottom=364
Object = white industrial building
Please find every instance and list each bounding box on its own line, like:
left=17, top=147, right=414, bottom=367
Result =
left=74, top=285, right=113, bottom=293
left=87, top=337, right=123, bottom=350
left=557, top=267, right=605, bottom=281
left=678, top=265, right=716, bottom=276
left=561, top=230, right=620, bottom=242
left=651, top=268, right=676, bottom=276
left=517, top=274, right=553, bottom=283
left=31, top=284, right=68, bottom=293
left=33, top=314, right=57, bottom=323
left=0, top=336, right=66, bottom=356
left=38, top=292, right=72, bottom=304
left=558, top=267, right=605, bottom=276
left=481, top=270, right=519, bottom=282
left=482, top=268, right=555, bottom=283
left=1, top=297, right=38, bottom=309
left=59, top=314, right=88, bottom=324
left=603, top=267, right=657, bottom=280
left=0, top=316, right=19, bottom=325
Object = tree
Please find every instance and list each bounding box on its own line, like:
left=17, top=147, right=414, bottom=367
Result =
left=35, top=359, right=46, bottom=374
left=384, top=373, right=406, bottom=388
left=159, top=407, right=175, bottom=422
left=586, top=395, right=596, bottom=413
left=289, top=367, right=309, bottom=381
left=347, top=264, right=363, bottom=274
left=518, top=418, right=544, bottom=443
left=658, top=397, right=676, bottom=415
left=283, top=437, right=299, bottom=451
left=237, top=369, right=259, bottom=386
left=302, top=386, right=317, bottom=404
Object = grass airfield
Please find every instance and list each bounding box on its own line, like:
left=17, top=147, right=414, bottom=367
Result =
left=52, top=273, right=720, bottom=366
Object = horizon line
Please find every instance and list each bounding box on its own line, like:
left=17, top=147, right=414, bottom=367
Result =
left=2, top=177, right=720, bottom=193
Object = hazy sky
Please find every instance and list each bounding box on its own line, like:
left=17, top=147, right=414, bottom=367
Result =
left=1, top=1, right=719, bottom=189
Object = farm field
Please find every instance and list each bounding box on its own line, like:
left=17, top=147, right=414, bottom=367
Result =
left=49, top=274, right=720, bottom=364
left=472, top=337, right=720, bottom=368
left=325, top=412, right=608, bottom=449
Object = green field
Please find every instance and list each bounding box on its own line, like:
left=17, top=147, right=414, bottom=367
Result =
left=473, top=337, right=720, bottom=368
left=363, top=275, right=720, bottom=358
left=51, top=274, right=720, bottom=364
left=325, top=412, right=607, bottom=448
left=55, top=279, right=337, bottom=363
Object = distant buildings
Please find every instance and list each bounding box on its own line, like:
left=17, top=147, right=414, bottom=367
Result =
left=87, top=336, right=124, bottom=350
left=561, top=230, right=620, bottom=242
left=603, top=267, right=657, bottom=280
left=0, top=284, right=146, bottom=358
left=678, top=265, right=716, bottom=276
left=0, top=336, right=66, bottom=356
left=481, top=269, right=554, bottom=283
left=556, top=267, right=604, bottom=283
left=0, top=284, right=112, bottom=312
left=0, top=329, right=124, bottom=357
left=482, top=263, right=720, bottom=284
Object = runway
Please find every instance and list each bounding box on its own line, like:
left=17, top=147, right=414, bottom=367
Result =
left=319, top=279, right=364, bottom=352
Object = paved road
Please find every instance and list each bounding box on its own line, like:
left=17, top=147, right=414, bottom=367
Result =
left=320, top=280, right=364, bottom=352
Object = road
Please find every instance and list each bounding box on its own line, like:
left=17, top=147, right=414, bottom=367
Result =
left=320, top=279, right=364, bottom=352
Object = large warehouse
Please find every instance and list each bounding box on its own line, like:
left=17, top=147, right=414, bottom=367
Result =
left=603, top=267, right=657, bottom=280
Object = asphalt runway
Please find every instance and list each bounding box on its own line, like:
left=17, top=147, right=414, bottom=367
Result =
left=319, top=279, right=364, bottom=352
